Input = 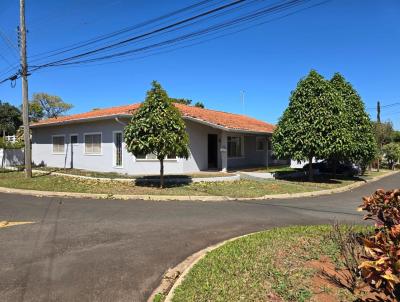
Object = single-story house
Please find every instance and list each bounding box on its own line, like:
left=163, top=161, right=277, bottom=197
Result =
left=31, top=103, right=284, bottom=175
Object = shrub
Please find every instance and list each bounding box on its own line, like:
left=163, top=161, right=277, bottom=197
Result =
left=358, top=189, right=400, bottom=299
left=0, top=137, right=24, bottom=149
left=328, top=223, right=366, bottom=292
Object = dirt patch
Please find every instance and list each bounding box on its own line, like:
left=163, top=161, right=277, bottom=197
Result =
left=307, top=257, right=395, bottom=302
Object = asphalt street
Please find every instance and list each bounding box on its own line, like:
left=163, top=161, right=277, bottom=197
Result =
left=0, top=173, right=399, bottom=302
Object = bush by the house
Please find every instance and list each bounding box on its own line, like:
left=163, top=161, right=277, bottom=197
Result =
left=0, top=137, right=24, bottom=149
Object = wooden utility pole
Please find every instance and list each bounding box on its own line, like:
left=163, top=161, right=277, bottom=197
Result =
left=19, top=0, right=32, bottom=178
left=376, top=100, right=381, bottom=172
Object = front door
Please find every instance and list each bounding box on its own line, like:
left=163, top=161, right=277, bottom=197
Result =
left=70, top=135, right=78, bottom=169
left=208, top=134, right=218, bottom=169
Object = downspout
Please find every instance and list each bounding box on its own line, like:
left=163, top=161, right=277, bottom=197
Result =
left=115, top=117, right=127, bottom=126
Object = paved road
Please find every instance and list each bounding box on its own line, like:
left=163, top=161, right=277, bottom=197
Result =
left=0, top=173, right=399, bottom=302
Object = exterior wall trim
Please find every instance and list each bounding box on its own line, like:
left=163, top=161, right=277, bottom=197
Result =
left=51, top=134, right=66, bottom=155
left=83, top=132, right=103, bottom=156
left=112, top=131, right=123, bottom=169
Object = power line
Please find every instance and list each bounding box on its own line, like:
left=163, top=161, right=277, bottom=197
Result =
left=0, top=0, right=328, bottom=85
left=31, top=0, right=310, bottom=69
left=0, top=28, right=20, bottom=59
left=28, top=0, right=218, bottom=61
left=28, top=0, right=327, bottom=70
left=367, top=102, right=400, bottom=110
left=30, top=0, right=251, bottom=69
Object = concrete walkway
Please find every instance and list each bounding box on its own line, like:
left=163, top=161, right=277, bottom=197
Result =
left=0, top=173, right=398, bottom=302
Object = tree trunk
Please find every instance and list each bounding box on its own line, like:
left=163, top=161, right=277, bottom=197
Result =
left=377, top=158, right=380, bottom=172
left=159, top=158, right=164, bottom=188
left=332, top=158, right=338, bottom=178
left=308, top=156, right=314, bottom=182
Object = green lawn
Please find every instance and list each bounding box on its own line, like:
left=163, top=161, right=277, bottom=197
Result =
left=0, top=169, right=391, bottom=198
left=237, top=165, right=298, bottom=173
left=171, top=225, right=369, bottom=302
left=34, top=166, right=231, bottom=179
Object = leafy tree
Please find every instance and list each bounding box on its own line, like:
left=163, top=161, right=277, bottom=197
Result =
left=194, top=101, right=205, bottom=108
left=30, top=93, right=73, bottom=120
left=28, top=101, right=44, bottom=122
left=0, top=101, right=22, bottom=137
left=169, top=98, right=192, bottom=105
left=373, top=121, right=394, bottom=171
left=169, top=98, right=205, bottom=108
left=392, top=130, right=400, bottom=143
left=373, top=121, right=394, bottom=146
left=124, top=81, right=189, bottom=188
left=330, top=73, right=376, bottom=174
left=272, top=70, right=343, bottom=181
left=382, top=143, right=400, bottom=170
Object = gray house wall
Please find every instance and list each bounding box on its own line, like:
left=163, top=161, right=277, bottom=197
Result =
left=31, top=118, right=275, bottom=175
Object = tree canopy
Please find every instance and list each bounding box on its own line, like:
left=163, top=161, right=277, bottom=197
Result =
left=169, top=97, right=205, bottom=108
left=0, top=101, right=22, bottom=136
left=29, top=93, right=73, bottom=121
left=330, top=73, right=376, bottom=166
left=124, top=81, right=189, bottom=187
left=382, top=143, right=400, bottom=169
left=272, top=70, right=344, bottom=180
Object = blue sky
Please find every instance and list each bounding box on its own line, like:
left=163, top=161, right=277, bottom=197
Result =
left=0, top=0, right=399, bottom=129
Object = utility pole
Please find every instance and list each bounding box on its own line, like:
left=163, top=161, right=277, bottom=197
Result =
left=19, top=0, right=32, bottom=178
left=376, top=100, right=381, bottom=172
left=377, top=100, right=381, bottom=123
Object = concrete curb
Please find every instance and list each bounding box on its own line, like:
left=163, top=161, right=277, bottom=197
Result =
left=147, top=231, right=260, bottom=302
left=0, top=170, right=397, bottom=202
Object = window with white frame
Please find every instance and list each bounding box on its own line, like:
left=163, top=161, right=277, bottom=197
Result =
left=84, top=133, right=102, bottom=154
left=52, top=135, right=65, bottom=153
left=256, top=137, right=266, bottom=151
left=136, top=153, right=176, bottom=160
left=113, top=132, right=123, bottom=167
left=227, top=136, right=243, bottom=158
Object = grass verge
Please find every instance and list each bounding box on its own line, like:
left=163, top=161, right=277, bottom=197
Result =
left=171, top=225, right=370, bottom=302
left=34, top=167, right=232, bottom=179
left=0, top=169, right=393, bottom=198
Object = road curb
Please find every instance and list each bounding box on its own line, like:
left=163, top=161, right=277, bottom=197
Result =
left=0, top=170, right=397, bottom=202
left=147, top=231, right=260, bottom=302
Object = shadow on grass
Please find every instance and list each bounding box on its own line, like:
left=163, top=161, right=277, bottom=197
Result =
left=135, top=175, right=193, bottom=187
left=274, top=171, right=364, bottom=185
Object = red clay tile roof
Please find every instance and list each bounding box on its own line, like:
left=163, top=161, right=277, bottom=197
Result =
left=31, top=102, right=275, bottom=133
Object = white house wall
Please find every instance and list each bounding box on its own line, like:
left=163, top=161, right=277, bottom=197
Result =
left=31, top=118, right=275, bottom=175
left=32, top=119, right=220, bottom=175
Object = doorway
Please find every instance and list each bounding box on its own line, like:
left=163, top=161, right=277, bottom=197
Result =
left=208, top=134, right=218, bottom=169
left=70, top=135, right=78, bottom=169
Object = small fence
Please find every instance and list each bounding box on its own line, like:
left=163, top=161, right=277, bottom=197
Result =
left=4, top=135, right=17, bottom=143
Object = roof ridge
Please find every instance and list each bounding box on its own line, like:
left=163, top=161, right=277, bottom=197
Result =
left=174, top=103, right=274, bottom=126
left=32, top=101, right=275, bottom=133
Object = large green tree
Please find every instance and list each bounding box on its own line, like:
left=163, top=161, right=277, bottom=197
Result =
left=272, top=70, right=344, bottom=181
left=29, top=93, right=73, bottom=121
left=0, top=101, right=22, bottom=137
left=124, top=81, right=189, bottom=188
left=170, top=97, right=205, bottom=108
left=382, top=143, right=400, bottom=170
left=330, top=73, right=376, bottom=174
left=393, top=130, right=400, bottom=143
left=373, top=121, right=394, bottom=171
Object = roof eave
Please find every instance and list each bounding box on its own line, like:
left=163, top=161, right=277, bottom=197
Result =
left=30, top=113, right=273, bottom=134
left=30, top=114, right=132, bottom=128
